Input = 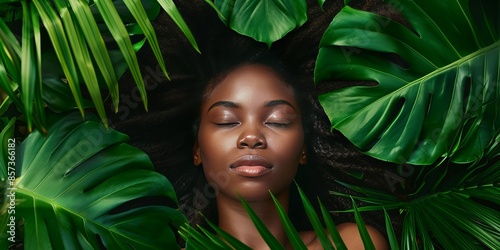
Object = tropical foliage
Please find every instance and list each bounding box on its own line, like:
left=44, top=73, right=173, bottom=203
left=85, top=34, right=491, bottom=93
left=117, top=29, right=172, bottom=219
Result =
left=316, top=0, right=499, bottom=165
left=314, top=0, right=500, bottom=249
left=179, top=184, right=399, bottom=250
left=1, top=0, right=499, bottom=249
left=0, top=0, right=197, bottom=248
left=213, top=0, right=308, bottom=46
left=1, top=113, right=185, bottom=249
left=0, top=0, right=198, bottom=130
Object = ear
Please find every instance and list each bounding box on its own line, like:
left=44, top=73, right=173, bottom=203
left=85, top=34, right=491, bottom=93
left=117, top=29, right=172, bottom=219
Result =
left=299, top=146, right=307, bottom=165
left=193, top=143, right=202, bottom=166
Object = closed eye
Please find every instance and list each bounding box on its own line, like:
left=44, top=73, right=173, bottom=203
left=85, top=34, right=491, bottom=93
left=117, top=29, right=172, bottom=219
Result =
left=265, top=122, right=290, bottom=128
left=214, top=122, right=240, bottom=127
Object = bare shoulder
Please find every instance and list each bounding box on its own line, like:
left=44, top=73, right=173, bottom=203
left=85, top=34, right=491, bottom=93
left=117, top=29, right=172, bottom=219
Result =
left=337, top=222, right=388, bottom=249
left=299, top=223, right=388, bottom=250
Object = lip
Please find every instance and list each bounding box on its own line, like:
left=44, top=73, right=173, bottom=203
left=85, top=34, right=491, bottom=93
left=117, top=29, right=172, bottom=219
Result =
left=230, top=155, right=273, bottom=177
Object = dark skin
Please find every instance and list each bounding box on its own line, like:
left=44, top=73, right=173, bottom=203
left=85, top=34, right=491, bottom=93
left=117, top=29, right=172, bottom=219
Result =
left=193, top=65, right=388, bottom=249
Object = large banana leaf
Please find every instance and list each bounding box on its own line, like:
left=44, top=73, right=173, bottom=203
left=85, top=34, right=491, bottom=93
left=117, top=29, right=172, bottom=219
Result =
left=0, top=113, right=186, bottom=249
left=213, top=0, right=308, bottom=46
left=315, top=0, right=500, bottom=165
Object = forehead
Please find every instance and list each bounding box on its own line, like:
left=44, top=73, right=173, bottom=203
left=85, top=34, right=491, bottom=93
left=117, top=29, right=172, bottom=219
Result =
left=204, top=64, right=297, bottom=105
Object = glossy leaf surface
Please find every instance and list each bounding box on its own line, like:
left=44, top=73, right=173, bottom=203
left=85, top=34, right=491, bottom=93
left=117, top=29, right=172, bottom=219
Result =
left=0, top=0, right=198, bottom=129
left=0, top=112, right=185, bottom=249
left=214, top=0, right=308, bottom=46
left=315, top=0, right=500, bottom=165
left=335, top=147, right=500, bottom=249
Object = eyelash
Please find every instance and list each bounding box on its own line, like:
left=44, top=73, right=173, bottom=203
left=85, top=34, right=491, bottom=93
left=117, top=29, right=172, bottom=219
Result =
left=214, top=122, right=240, bottom=127
left=265, top=122, right=290, bottom=128
left=213, top=122, right=290, bottom=128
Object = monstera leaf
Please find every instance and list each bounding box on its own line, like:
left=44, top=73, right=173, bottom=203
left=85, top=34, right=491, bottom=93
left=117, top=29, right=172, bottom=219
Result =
left=214, top=0, right=308, bottom=46
left=0, top=113, right=186, bottom=249
left=315, top=0, right=500, bottom=165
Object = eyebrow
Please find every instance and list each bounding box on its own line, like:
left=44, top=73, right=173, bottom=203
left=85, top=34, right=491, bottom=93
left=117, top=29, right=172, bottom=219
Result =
left=207, top=100, right=296, bottom=112
left=265, top=100, right=296, bottom=111
left=208, top=101, right=239, bottom=111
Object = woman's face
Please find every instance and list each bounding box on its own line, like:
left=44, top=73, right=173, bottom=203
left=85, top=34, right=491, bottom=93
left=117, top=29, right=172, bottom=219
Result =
left=194, top=64, right=306, bottom=201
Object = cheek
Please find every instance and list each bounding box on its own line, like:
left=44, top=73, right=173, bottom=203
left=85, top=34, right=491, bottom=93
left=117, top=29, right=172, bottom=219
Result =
left=197, top=127, right=235, bottom=173
left=274, top=131, right=304, bottom=161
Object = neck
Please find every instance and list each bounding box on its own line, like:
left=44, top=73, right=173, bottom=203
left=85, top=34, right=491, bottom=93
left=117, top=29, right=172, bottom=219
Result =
left=217, top=190, right=290, bottom=249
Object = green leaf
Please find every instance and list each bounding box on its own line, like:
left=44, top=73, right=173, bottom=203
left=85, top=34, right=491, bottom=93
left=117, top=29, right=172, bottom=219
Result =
left=270, top=191, right=307, bottom=250
left=197, top=225, right=233, bottom=248
left=20, top=1, right=36, bottom=131
left=0, top=97, right=13, bottom=117
left=0, top=3, right=22, bottom=21
left=318, top=199, right=347, bottom=250
left=0, top=16, right=21, bottom=84
left=2, top=0, right=199, bottom=130
left=93, top=0, right=148, bottom=111
left=31, top=1, right=46, bottom=130
left=39, top=40, right=143, bottom=114
left=54, top=0, right=108, bottom=127
left=41, top=76, right=94, bottom=113
left=214, top=0, right=308, bottom=46
left=203, top=216, right=252, bottom=250
left=68, top=0, right=120, bottom=112
left=383, top=209, right=399, bottom=250
left=315, top=0, right=500, bottom=165
left=0, top=117, right=15, bottom=182
left=184, top=239, right=207, bottom=250
left=32, top=0, right=85, bottom=118
left=317, top=0, right=326, bottom=10
left=203, top=0, right=226, bottom=21
left=239, top=195, right=285, bottom=249
left=1, top=112, right=185, bottom=249
left=0, top=46, right=23, bottom=114
left=122, top=0, right=170, bottom=81
left=351, top=197, right=375, bottom=250
left=296, top=183, right=334, bottom=249
left=179, top=224, right=226, bottom=250
left=157, top=0, right=200, bottom=53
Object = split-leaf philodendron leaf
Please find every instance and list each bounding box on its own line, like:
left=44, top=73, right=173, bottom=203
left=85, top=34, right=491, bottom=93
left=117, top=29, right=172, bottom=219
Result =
left=0, top=113, right=186, bottom=249
left=315, top=0, right=500, bottom=165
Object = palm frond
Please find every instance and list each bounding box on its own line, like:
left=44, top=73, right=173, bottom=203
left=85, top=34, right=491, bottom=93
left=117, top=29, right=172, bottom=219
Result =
left=69, top=0, right=120, bottom=112
left=270, top=191, right=307, bottom=250
left=296, top=184, right=335, bottom=249
left=383, top=209, right=399, bottom=250
left=0, top=0, right=199, bottom=131
left=334, top=157, right=500, bottom=249
left=180, top=183, right=380, bottom=249
left=157, top=0, right=199, bottom=52
left=351, top=197, right=375, bottom=250
left=0, top=117, right=15, bottom=182
left=319, top=199, right=347, bottom=250
left=33, top=0, right=86, bottom=123
left=239, top=195, right=285, bottom=249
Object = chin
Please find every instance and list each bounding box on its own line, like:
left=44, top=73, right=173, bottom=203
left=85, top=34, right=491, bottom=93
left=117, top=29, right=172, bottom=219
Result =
left=233, top=182, right=290, bottom=202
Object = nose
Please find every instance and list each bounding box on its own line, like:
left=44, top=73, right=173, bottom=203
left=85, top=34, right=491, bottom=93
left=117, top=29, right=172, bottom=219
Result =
left=238, top=127, right=266, bottom=149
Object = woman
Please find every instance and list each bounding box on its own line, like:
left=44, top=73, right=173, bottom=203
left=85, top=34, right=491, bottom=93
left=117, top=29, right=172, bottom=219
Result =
left=107, top=1, right=401, bottom=248
left=188, top=50, right=388, bottom=249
